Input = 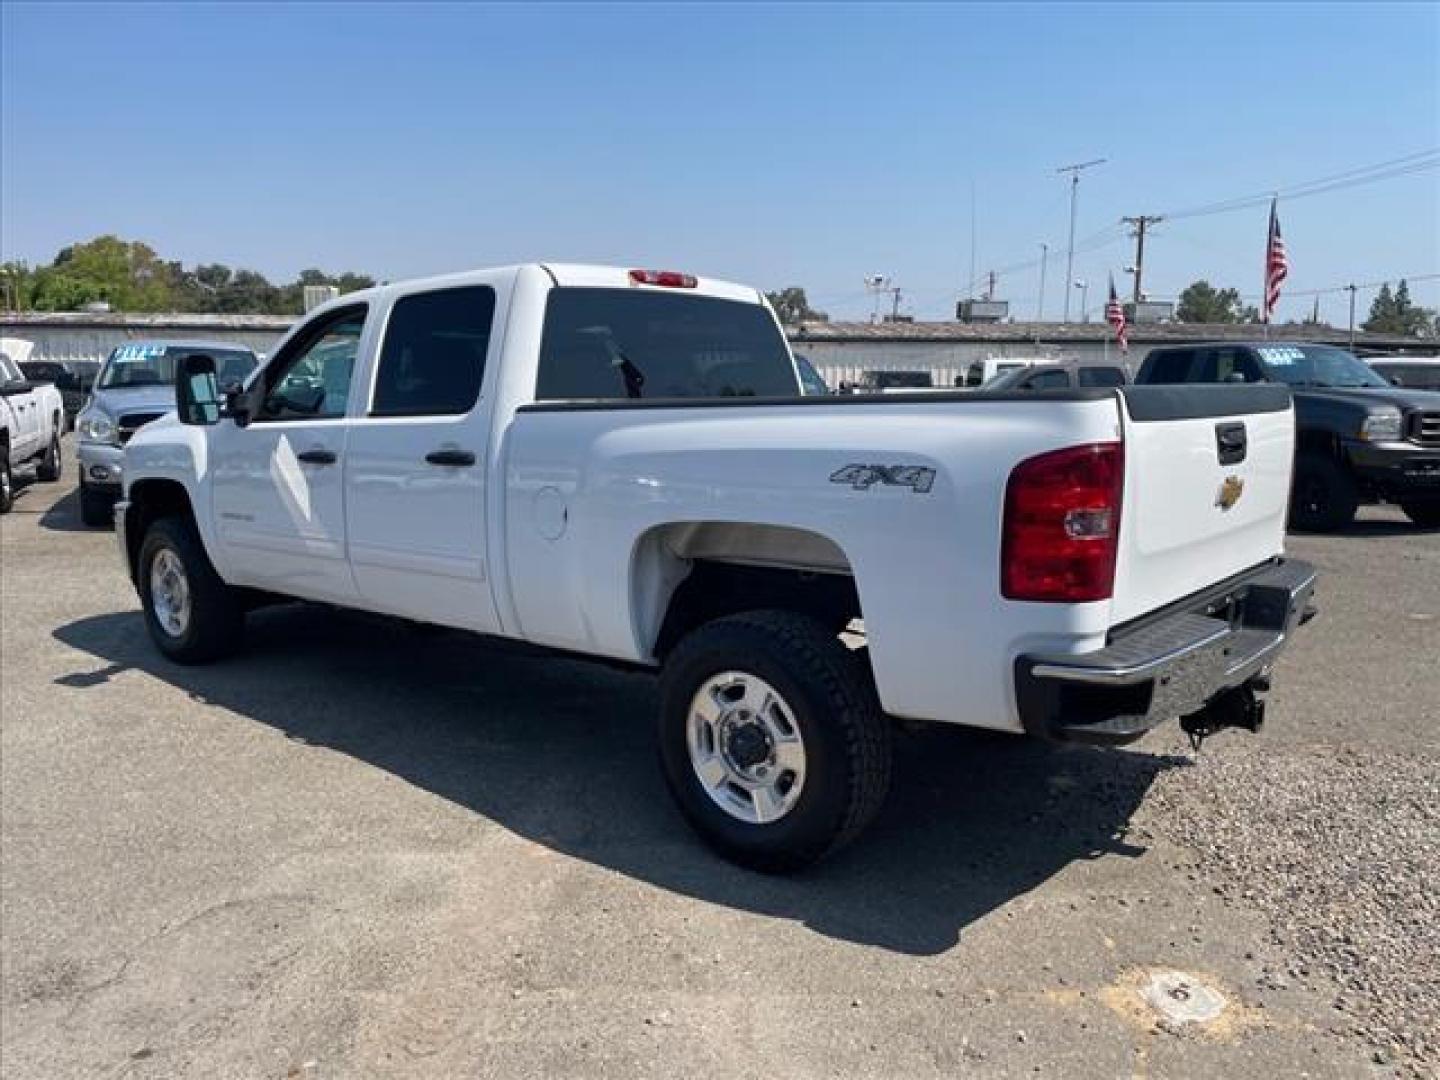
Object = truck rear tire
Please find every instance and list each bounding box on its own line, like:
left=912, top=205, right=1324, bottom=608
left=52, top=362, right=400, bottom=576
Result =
left=137, top=515, right=245, bottom=664
left=79, top=481, right=114, bottom=527
left=0, top=446, right=12, bottom=514
left=1289, top=453, right=1358, bottom=533
left=36, top=431, right=61, bottom=482
left=1400, top=500, right=1440, bottom=528
left=658, top=610, right=892, bottom=872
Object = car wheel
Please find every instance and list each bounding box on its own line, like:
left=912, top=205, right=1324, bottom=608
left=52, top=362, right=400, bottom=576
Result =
left=78, top=480, right=114, bottom=527
left=137, top=515, right=245, bottom=664
left=658, top=610, right=892, bottom=872
left=1399, top=500, right=1440, bottom=529
left=1289, top=453, right=1358, bottom=533
left=36, top=430, right=62, bottom=482
left=0, top=446, right=13, bottom=514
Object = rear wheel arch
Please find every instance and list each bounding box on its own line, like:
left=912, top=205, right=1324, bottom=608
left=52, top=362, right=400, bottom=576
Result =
left=632, top=521, right=862, bottom=662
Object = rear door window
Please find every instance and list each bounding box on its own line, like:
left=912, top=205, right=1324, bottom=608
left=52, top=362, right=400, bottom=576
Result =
left=1139, top=349, right=1195, bottom=383
left=372, top=286, right=496, bottom=416
left=1194, top=348, right=1265, bottom=383
left=1078, top=366, right=1126, bottom=387
left=537, top=289, right=797, bottom=400
left=1023, top=368, right=1071, bottom=389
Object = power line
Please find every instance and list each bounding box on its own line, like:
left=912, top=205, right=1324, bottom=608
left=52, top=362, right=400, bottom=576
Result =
left=956, top=149, right=1438, bottom=302
left=1158, top=149, right=1439, bottom=221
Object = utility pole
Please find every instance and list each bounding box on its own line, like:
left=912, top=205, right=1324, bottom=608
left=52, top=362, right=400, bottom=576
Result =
left=1074, top=280, right=1090, bottom=322
left=1057, top=158, right=1106, bottom=322
left=1037, top=243, right=1048, bottom=321
left=1347, top=284, right=1358, bottom=349
left=891, top=285, right=902, bottom=322
left=986, top=270, right=996, bottom=301
left=1121, top=214, right=1163, bottom=304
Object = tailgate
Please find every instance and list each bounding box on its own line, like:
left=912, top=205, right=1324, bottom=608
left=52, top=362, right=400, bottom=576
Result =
left=1110, top=384, right=1295, bottom=625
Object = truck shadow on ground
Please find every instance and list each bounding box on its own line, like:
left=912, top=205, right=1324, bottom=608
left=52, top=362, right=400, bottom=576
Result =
left=55, top=604, right=1189, bottom=957
left=36, top=487, right=95, bottom=533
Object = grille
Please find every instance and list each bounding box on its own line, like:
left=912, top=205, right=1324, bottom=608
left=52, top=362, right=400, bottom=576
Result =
left=1409, top=411, right=1440, bottom=448
left=117, top=411, right=165, bottom=444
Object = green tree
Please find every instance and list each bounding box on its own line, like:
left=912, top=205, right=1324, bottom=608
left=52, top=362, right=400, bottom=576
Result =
left=47, top=235, right=173, bottom=310
left=1176, top=280, right=1249, bottom=324
left=1363, top=279, right=1436, bottom=336
left=764, top=287, right=827, bottom=325
left=3, top=236, right=377, bottom=315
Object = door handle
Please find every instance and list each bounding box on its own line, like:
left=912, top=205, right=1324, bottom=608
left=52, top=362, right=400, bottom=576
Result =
left=425, top=449, right=476, bottom=467
left=296, top=449, right=337, bottom=465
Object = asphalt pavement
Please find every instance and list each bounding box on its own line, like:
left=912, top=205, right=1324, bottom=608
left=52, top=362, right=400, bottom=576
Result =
left=2, top=441, right=1436, bottom=1079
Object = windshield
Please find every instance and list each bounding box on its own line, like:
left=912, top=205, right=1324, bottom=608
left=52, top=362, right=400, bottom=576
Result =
left=537, top=290, right=798, bottom=399
left=1256, top=345, right=1389, bottom=389
left=99, top=344, right=257, bottom=390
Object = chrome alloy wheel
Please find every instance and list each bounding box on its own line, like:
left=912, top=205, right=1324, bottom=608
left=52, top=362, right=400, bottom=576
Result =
left=687, top=671, right=807, bottom=825
left=149, top=547, right=192, bottom=638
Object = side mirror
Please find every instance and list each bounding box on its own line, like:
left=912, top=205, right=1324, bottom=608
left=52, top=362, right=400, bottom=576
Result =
left=176, top=354, right=221, bottom=425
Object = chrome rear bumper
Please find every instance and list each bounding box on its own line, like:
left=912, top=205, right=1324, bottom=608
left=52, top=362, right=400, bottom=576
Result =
left=1016, top=559, right=1318, bottom=744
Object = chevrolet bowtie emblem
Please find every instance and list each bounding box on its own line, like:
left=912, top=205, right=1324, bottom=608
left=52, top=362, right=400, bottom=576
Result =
left=1216, top=475, right=1245, bottom=511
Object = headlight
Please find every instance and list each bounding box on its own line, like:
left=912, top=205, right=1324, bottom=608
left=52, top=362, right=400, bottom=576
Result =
left=1358, top=410, right=1404, bottom=442
left=78, top=410, right=116, bottom=443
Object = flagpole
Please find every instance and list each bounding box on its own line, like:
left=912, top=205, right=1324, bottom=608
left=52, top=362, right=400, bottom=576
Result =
left=1262, top=194, right=1277, bottom=341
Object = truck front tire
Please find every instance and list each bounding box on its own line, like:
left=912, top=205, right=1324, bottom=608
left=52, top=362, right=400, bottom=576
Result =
left=36, top=431, right=61, bottom=482
left=79, top=481, right=114, bottom=527
left=658, top=610, right=892, bottom=872
left=1289, top=453, right=1358, bottom=533
left=1400, top=500, right=1440, bottom=528
left=0, top=446, right=12, bottom=514
left=137, top=515, right=245, bottom=664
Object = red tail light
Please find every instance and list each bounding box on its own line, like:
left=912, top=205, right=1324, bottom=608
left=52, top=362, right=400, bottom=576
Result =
left=1001, top=442, right=1124, bottom=602
left=629, top=269, right=698, bottom=288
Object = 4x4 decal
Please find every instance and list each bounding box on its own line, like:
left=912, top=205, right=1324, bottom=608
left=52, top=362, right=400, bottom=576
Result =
left=829, top=464, right=936, bottom=494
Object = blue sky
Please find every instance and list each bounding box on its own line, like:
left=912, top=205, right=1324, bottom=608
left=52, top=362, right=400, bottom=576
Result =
left=3, top=2, right=1436, bottom=323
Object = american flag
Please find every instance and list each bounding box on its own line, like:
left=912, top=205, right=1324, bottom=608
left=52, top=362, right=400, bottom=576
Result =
left=1105, top=274, right=1128, bottom=353
left=1262, top=197, right=1289, bottom=323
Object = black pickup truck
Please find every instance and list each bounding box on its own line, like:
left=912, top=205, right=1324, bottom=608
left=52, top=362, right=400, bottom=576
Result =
left=1136, top=342, right=1440, bottom=530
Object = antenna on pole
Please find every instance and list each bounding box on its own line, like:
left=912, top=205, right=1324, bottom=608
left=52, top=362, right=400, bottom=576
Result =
left=864, top=274, right=893, bottom=324
left=968, top=178, right=978, bottom=299
left=1056, top=158, right=1107, bottom=322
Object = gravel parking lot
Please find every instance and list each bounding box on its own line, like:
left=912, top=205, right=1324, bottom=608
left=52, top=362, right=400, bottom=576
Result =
left=2, top=441, right=1436, bottom=1079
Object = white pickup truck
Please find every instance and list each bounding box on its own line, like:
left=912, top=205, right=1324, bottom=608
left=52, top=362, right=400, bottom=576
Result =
left=115, top=264, right=1317, bottom=869
left=1, top=338, right=65, bottom=512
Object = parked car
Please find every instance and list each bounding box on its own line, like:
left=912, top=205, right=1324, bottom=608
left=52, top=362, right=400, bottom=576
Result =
left=115, top=264, right=1315, bottom=869
left=0, top=340, right=65, bottom=513
left=960, top=355, right=1060, bottom=388
left=981, top=361, right=1130, bottom=391
left=1136, top=342, right=1440, bottom=530
left=1367, top=356, right=1440, bottom=391
left=76, top=341, right=259, bottom=526
left=839, top=370, right=943, bottom=393
left=793, top=353, right=831, bottom=396
left=18, top=359, right=96, bottom=429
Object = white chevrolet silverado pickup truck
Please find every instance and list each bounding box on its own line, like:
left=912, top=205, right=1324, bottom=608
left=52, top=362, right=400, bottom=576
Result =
left=115, top=264, right=1317, bottom=869
left=1, top=339, right=65, bottom=512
